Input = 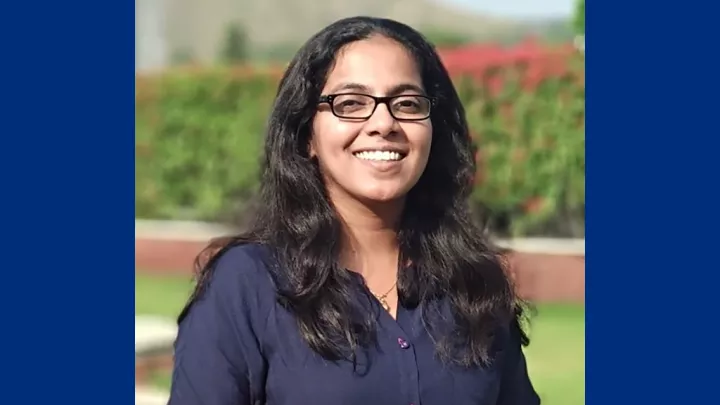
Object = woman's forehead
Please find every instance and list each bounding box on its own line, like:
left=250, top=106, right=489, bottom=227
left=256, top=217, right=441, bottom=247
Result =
left=323, top=38, right=422, bottom=95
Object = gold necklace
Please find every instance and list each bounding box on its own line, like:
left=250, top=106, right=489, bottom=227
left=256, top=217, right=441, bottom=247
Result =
left=372, top=281, right=397, bottom=312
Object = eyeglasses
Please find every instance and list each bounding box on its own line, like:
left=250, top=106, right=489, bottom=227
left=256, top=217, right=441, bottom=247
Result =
left=318, top=93, right=435, bottom=121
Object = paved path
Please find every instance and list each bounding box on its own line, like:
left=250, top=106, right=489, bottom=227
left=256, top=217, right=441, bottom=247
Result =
left=136, top=386, right=169, bottom=405
left=135, top=315, right=176, bottom=394
left=136, top=315, right=177, bottom=355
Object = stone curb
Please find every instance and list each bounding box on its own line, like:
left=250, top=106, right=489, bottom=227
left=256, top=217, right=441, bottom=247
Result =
left=135, top=219, right=585, bottom=256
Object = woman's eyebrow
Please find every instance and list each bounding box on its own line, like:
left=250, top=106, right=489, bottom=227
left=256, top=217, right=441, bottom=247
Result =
left=327, top=82, right=426, bottom=95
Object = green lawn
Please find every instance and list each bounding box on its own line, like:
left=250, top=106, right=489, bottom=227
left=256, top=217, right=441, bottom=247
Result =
left=136, top=273, right=584, bottom=405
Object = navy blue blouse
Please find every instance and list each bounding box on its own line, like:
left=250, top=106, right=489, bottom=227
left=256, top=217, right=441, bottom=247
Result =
left=168, top=244, right=540, bottom=405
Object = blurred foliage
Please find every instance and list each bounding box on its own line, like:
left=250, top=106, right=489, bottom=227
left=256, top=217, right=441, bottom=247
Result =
left=135, top=43, right=585, bottom=237
left=135, top=67, right=280, bottom=220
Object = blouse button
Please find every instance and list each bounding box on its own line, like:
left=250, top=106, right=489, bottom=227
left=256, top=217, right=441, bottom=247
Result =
left=397, top=337, right=410, bottom=349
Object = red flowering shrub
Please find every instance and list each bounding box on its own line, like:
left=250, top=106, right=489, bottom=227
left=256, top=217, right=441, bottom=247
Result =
left=135, top=41, right=585, bottom=237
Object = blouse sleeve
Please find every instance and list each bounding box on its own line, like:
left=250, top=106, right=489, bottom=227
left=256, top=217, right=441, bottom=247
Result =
left=496, top=320, right=542, bottom=405
left=168, top=246, right=268, bottom=405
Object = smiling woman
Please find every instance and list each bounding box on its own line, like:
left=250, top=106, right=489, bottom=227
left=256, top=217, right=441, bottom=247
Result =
left=167, top=16, right=540, bottom=405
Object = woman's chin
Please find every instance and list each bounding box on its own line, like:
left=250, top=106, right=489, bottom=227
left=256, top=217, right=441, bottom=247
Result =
left=354, top=187, right=408, bottom=205
left=327, top=178, right=415, bottom=207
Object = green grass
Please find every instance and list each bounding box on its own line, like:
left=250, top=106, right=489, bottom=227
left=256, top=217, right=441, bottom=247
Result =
left=136, top=273, right=584, bottom=405
left=524, top=304, right=585, bottom=405
left=136, top=273, right=194, bottom=317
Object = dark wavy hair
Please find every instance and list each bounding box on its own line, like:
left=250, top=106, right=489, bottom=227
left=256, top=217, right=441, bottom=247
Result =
left=179, top=16, right=530, bottom=368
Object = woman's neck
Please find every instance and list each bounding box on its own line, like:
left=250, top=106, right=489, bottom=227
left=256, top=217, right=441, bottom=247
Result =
left=330, top=193, right=404, bottom=279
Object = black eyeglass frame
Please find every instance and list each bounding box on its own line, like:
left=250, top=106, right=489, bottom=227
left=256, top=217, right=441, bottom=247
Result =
left=318, top=93, right=437, bottom=121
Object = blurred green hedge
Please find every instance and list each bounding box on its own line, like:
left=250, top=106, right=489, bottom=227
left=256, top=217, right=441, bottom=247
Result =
left=135, top=47, right=584, bottom=237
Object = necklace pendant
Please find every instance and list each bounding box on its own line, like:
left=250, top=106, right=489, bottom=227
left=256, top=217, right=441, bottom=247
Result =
left=379, top=297, right=390, bottom=311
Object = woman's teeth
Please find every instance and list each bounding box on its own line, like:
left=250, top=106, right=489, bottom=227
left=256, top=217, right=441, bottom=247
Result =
left=354, top=151, right=403, bottom=161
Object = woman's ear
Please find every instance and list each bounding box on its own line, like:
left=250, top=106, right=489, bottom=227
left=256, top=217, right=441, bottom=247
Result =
left=308, top=137, right=317, bottom=158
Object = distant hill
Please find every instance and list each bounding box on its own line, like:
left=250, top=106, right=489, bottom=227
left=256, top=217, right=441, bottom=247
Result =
left=152, top=0, right=571, bottom=66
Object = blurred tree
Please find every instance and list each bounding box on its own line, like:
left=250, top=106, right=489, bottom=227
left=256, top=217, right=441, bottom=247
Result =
left=573, top=0, right=585, bottom=53
left=170, top=48, right=196, bottom=66
left=255, top=42, right=302, bottom=62
left=574, top=0, right=585, bottom=35
left=421, top=28, right=472, bottom=49
left=220, top=22, right=249, bottom=64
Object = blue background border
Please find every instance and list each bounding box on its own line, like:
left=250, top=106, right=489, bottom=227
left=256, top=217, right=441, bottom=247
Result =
left=588, top=0, right=719, bottom=404
left=2, top=1, right=134, bottom=402
left=1, top=0, right=717, bottom=403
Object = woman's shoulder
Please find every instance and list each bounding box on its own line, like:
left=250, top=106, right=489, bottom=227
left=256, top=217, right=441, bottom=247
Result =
left=213, top=242, right=272, bottom=266
left=203, top=242, right=277, bottom=301
left=176, top=243, right=276, bottom=362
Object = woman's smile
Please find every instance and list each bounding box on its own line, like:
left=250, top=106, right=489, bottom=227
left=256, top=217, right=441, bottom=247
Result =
left=351, top=147, right=408, bottom=173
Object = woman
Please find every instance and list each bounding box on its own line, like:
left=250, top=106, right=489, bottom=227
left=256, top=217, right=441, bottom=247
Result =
left=169, top=16, right=540, bottom=405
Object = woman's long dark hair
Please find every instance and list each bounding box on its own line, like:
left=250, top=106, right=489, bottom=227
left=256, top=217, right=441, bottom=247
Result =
left=179, top=16, right=530, bottom=368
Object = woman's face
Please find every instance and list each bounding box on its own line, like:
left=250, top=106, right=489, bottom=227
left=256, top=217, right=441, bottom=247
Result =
left=310, top=35, right=433, bottom=206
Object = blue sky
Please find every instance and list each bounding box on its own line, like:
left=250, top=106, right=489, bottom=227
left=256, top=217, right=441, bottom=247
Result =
left=442, top=0, right=574, bottom=19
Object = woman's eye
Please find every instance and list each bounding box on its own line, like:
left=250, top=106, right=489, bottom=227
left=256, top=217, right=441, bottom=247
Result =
left=394, top=100, right=420, bottom=111
left=335, top=99, right=368, bottom=111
